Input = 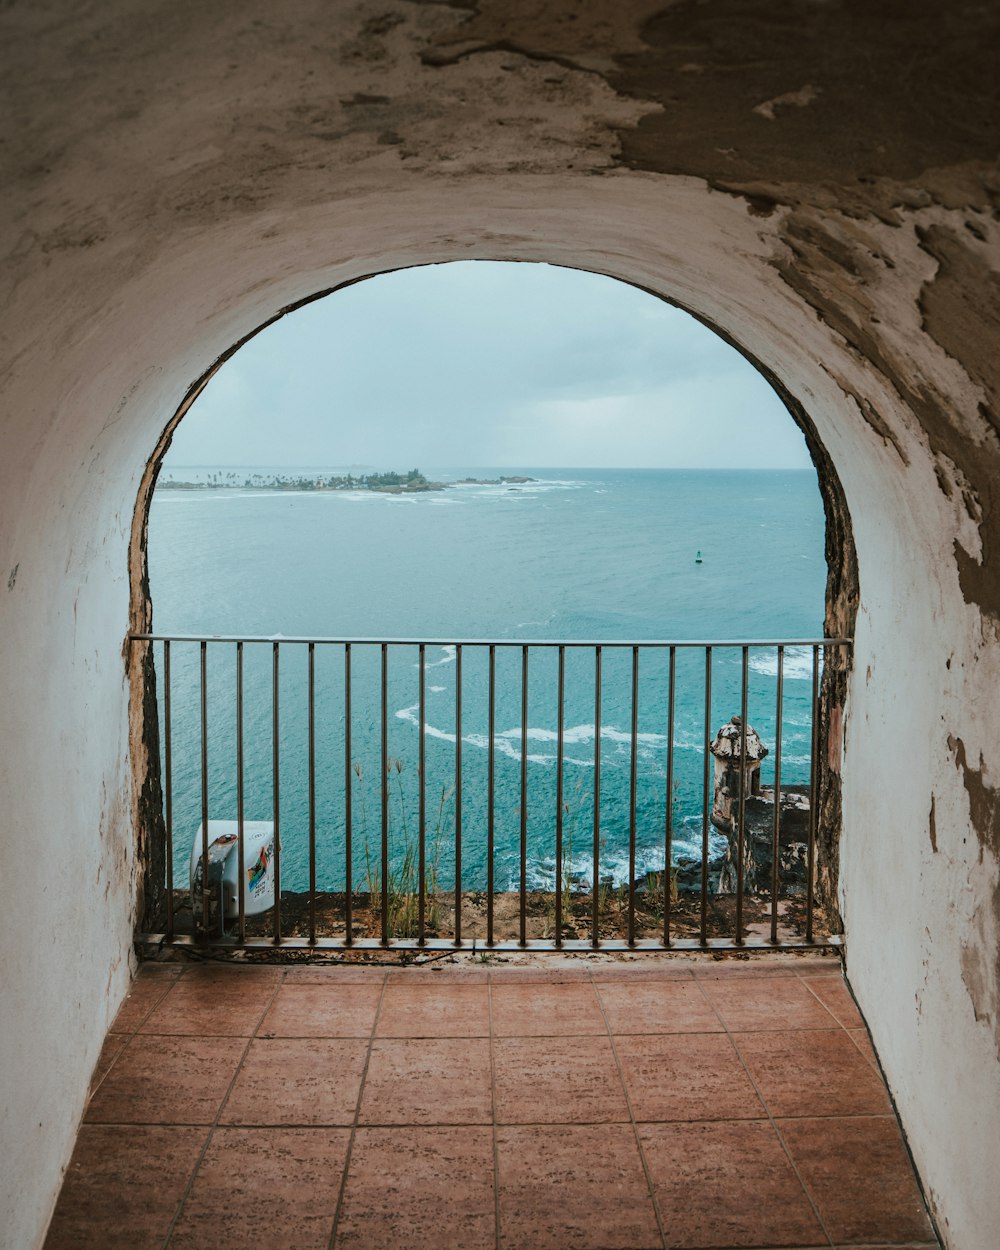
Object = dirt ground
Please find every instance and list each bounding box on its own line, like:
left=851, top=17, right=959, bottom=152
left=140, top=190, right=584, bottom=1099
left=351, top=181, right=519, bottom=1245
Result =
left=165, top=885, right=831, bottom=949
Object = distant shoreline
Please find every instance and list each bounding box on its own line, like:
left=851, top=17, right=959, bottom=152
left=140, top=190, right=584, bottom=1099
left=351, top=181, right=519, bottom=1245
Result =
left=156, top=469, right=538, bottom=494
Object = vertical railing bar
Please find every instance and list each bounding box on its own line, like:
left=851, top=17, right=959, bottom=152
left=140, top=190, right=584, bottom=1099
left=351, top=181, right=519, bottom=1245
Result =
left=454, top=643, right=463, bottom=947
left=663, top=645, right=676, bottom=948
left=700, top=646, right=712, bottom=946
left=770, top=645, right=785, bottom=945
left=163, top=641, right=174, bottom=942
left=236, top=641, right=245, bottom=944
left=628, top=646, right=639, bottom=948
left=344, top=643, right=353, bottom=946
left=591, top=645, right=602, bottom=949
left=807, top=643, right=821, bottom=944
left=272, top=641, right=281, bottom=945
left=418, top=643, right=426, bottom=947
left=519, top=645, right=528, bottom=948
left=200, top=640, right=210, bottom=934
left=381, top=642, right=389, bottom=948
left=555, top=645, right=565, bottom=949
left=735, top=645, right=749, bottom=946
left=308, top=641, right=316, bottom=946
left=487, top=644, right=496, bottom=948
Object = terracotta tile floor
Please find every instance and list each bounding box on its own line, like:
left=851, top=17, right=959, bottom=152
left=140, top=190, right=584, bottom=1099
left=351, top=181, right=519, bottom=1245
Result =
left=46, top=954, right=940, bottom=1250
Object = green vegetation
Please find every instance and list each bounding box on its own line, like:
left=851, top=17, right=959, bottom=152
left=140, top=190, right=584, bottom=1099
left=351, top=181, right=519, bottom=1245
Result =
left=159, top=468, right=442, bottom=493
left=157, top=468, right=537, bottom=493
left=353, top=756, right=454, bottom=938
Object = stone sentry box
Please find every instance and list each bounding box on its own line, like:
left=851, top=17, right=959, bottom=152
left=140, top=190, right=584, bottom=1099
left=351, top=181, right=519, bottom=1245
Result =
left=708, top=715, right=809, bottom=895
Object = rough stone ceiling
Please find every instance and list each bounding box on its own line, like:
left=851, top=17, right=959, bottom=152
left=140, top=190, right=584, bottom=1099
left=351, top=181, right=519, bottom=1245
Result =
left=3, top=1, right=998, bottom=235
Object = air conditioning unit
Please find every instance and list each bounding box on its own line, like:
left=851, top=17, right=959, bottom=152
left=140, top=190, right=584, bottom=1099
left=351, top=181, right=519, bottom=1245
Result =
left=190, top=820, right=277, bottom=934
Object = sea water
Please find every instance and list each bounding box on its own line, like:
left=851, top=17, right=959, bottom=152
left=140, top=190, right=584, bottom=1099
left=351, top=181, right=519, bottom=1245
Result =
left=148, top=467, right=826, bottom=893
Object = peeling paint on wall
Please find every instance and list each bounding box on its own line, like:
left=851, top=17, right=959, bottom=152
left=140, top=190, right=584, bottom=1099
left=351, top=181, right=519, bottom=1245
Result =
left=917, top=225, right=1000, bottom=622
left=948, top=735, right=1000, bottom=1061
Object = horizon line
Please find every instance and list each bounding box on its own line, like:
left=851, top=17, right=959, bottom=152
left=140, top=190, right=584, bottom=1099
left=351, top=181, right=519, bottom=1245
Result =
left=159, top=463, right=815, bottom=473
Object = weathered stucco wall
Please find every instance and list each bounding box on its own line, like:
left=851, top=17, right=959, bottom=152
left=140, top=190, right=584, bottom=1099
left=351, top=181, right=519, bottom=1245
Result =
left=2, top=3, right=999, bottom=1247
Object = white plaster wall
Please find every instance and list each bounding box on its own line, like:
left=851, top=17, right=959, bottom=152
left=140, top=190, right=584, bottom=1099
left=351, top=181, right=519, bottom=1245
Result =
left=834, top=356, right=1000, bottom=1250
left=0, top=387, right=138, bottom=1248
left=2, top=175, right=999, bottom=1248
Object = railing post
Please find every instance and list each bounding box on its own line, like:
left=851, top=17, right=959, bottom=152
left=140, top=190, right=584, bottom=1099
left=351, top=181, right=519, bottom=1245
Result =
left=272, top=641, right=281, bottom=945
left=663, top=645, right=675, bottom=948
left=807, top=643, right=821, bottom=944
left=381, top=642, right=388, bottom=947
left=308, top=641, right=316, bottom=946
left=700, top=645, right=712, bottom=946
left=454, top=643, right=462, bottom=948
left=628, top=646, right=638, bottom=948
left=236, top=640, right=245, bottom=943
left=735, top=645, right=749, bottom=946
left=487, top=644, right=496, bottom=948
left=555, top=644, right=565, bottom=948
left=200, top=640, right=210, bottom=934
left=163, top=640, right=174, bottom=942
left=591, top=645, right=602, bottom=950
left=344, top=643, right=353, bottom=946
left=519, top=645, right=528, bottom=948
left=418, top=642, right=426, bottom=947
left=770, top=645, right=784, bottom=945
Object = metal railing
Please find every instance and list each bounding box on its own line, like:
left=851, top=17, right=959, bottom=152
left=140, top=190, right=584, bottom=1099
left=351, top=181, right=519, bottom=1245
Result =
left=131, top=633, right=851, bottom=953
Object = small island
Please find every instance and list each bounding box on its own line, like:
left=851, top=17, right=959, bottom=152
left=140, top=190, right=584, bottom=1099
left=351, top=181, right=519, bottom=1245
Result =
left=157, top=468, right=537, bottom=494
left=455, top=475, right=535, bottom=485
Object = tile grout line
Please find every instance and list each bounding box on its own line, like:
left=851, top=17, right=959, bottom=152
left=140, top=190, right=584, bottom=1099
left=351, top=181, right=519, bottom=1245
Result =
left=780, top=965, right=931, bottom=1212
left=799, top=972, right=857, bottom=1031
left=326, top=968, right=389, bottom=1250
left=693, top=974, right=837, bottom=1250
left=835, top=970, right=945, bottom=1250
left=592, top=976, right=670, bottom=1250
left=79, top=1108, right=905, bottom=1131
left=89, top=972, right=181, bottom=1098
left=157, top=967, right=288, bottom=1250
left=488, top=977, right=502, bottom=1250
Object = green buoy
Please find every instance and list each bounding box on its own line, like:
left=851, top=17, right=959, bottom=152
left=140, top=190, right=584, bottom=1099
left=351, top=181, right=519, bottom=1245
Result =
left=695, top=549, right=703, bottom=564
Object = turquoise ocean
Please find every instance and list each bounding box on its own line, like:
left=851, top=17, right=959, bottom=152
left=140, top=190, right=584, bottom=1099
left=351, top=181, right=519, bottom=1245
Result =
left=148, top=468, right=826, bottom=894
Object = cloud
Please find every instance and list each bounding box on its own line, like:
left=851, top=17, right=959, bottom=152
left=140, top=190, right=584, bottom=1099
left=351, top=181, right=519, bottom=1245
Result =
left=163, top=261, right=811, bottom=470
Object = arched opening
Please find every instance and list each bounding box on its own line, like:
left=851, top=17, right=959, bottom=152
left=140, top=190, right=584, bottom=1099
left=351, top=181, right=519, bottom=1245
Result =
left=7, top=168, right=991, bottom=1247
left=129, top=260, right=857, bottom=951
left=12, top=163, right=974, bottom=1243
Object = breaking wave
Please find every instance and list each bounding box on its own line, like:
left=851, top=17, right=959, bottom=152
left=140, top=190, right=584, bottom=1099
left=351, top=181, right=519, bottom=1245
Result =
left=748, top=645, right=821, bottom=681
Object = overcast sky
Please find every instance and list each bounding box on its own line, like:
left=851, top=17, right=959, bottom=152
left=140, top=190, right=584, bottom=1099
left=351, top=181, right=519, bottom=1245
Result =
left=164, top=261, right=812, bottom=471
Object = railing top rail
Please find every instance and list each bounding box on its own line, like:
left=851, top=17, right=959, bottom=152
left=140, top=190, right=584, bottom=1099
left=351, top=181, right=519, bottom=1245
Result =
left=129, top=632, right=852, bottom=648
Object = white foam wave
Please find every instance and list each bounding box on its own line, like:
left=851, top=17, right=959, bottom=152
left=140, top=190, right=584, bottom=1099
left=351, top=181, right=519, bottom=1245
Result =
left=393, top=705, right=704, bottom=769
left=494, top=723, right=670, bottom=748
left=748, top=645, right=821, bottom=681
left=422, top=645, right=456, bottom=670
left=514, top=611, right=556, bottom=631
left=464, top=733, right=554, bottom=766
left=393, top=705, right=559, bottom=764
left=395, top=704, right=457, bottom=745
left=444, top=478, right=589, bottom=499
left=520, top=842, right=683, bottom=892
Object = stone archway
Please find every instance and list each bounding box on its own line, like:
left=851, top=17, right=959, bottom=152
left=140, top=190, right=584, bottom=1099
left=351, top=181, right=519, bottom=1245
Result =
left=3, top=6, right=999, bottom=1247
left=95, top=181, right=989, bottom=1250
left=127, top=253, right=860, bottom=938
